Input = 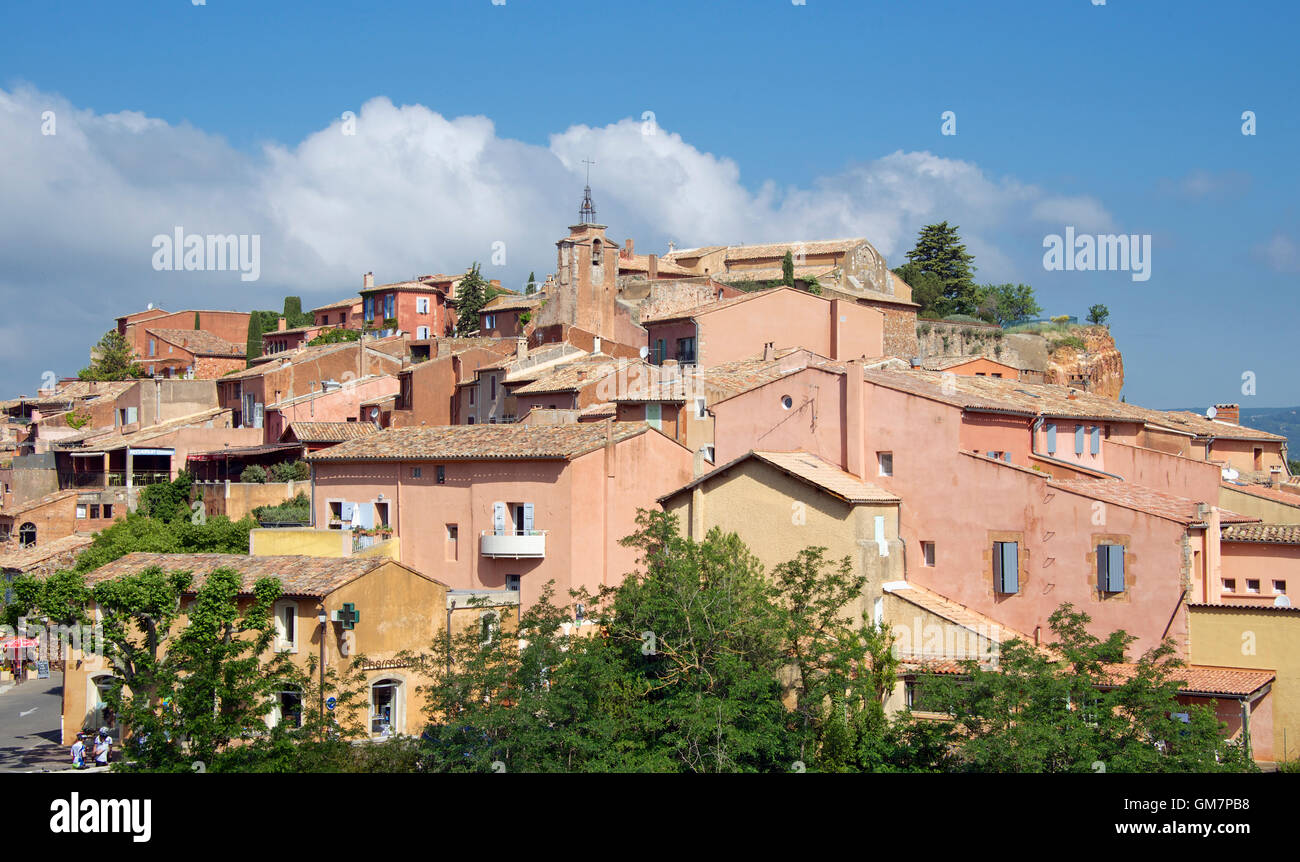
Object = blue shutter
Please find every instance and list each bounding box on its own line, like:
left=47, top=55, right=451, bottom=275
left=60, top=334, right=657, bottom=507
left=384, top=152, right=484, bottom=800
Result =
left=994, top=542, right=1019, bottom=594
left=340, top=501, right=355, bottom=522
left=1003, top=452, right=1012, bottom=463
left=356, top=503, right=375, bottom=529
left=1110, top=546, right=1125, bottom=591
left=1046, top=424, right=1057, bottom=454
left=493, top=501, right=506, bottom=536
left=522, top=502, right=535, bottom=534
left=1075, top=425, right=1085, bottom=455
left=1091, top=426, right=1101, bottom=455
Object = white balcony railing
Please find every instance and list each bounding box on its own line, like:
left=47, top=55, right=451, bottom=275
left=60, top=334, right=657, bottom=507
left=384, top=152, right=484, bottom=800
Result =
left=480, top=529, right=547, bottom=559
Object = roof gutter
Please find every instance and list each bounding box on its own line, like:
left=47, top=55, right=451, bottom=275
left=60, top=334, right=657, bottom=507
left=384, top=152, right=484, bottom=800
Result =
left=1030, top=415, right=1125, bottom=480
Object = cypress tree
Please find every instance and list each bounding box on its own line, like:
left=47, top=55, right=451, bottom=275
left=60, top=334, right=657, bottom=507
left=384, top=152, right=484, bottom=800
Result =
left=781, top=250, right=795, bottom=286
left=246, top=315, right=264, bottom=360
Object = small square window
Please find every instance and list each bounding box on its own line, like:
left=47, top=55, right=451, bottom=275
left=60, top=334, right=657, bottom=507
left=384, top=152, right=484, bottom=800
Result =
left=1222, top=578, right=1236, bottom=593
left=1274, top=580, right=1287, bottom=595
left=505, top=574, right=521, bottom=591
left=102, top=504, right=113, bottom=519
left=1246, top=579, right=1260, bottom=594
left=922, top=542, right=935, bottom=567
left=76, top=505, right=87, bottom=519
left=877, top=452, right=893, bottom=477
left=89, top=504, right=100, bottom=519
left=410, top=467, right=422, bottom=478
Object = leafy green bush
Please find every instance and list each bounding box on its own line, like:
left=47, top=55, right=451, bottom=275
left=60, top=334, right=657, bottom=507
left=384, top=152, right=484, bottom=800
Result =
left=270, top=460, right=310, bottom=482
left=252, top=493, right=310, bottom=525
left=240, top=465, right=268, bottom=483
left=308, top=328, right=361, bottom=346
left=138, top=472, right=195, bottom=523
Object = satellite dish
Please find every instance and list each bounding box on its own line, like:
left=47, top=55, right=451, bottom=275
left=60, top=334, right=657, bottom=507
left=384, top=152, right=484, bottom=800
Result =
left=638, top=345, right=649, bottom=360
left=1222, top=466, right=1239, bottom=481
left=1206, top=406, right=1217, bottom=419
left=146, top=302, right=154, bottom=310
left=369, top=407, right=380, bottom=420
left=1275, top=595, right=1292, bottom=608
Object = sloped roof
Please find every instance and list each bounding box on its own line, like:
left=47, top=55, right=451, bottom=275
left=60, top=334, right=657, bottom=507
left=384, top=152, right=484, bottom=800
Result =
left=1049, top=478, right=1257, bottom=526
left=710, top=265, right=837, bottom=284
left=509, top=356, right=622, bottom=395
left=83, top=552, right=436, bottom=597
left=641, top=287, right=810, bottom=324
left=0, top=489, right=77, bottom=518
left=1220, top=482, right=1300, bottom=507
left=51, top=408, right=230, bottom=451
left=723, top=238, right=866, bottom=262
left=0, top=534, right=93, bottom=572
left=1100, top=663, right=1274, bottom=698
left=482, top=293, right=543, bottom=313
left=306, top=421, right=651, bottom=462
left=309, top=297, right=361, bottom=313
left=146, top=329, right=245, bottom=357
left=883, top=580, right=1035, bottom=646
left=286, top=421, right=383, bottom=443
left=1221, top=523, right=1300, bottom=544
left=660, top=449, right=899, bottom=505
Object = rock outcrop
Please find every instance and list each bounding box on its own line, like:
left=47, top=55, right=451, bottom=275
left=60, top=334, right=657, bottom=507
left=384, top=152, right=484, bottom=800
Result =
left=1043, top=326, right=1124, bottom=399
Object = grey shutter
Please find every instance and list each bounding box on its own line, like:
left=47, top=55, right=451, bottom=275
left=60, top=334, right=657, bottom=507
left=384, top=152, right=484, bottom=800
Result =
left=1106, top=545, right=1125, bottom=591
left=493, top=501, right=506, bottom=535
left=1097, top=543, right=1109, bottom=589
left=356, top=503, right=374, bottom=529
left=341, top=501, right=355, bottom=521
left=1075, top=425, right=1085, bottom=455
left=522, top=502, right=535, bottom=534
left=1091, top=426, right=1101, bottom=455
left=1003, top=452, right=1012, bottom=463
left=995, top=542, right=1019, bottom=593
left=1046, top=424, right=1057, bottom=454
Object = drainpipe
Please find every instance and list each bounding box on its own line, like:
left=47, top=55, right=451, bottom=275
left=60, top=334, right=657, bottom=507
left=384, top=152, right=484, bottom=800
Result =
left=1030, top=416, right=1125, bottom=480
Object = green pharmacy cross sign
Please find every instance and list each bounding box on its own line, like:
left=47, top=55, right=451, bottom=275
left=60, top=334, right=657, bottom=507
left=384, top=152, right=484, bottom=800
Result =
left=335, top=603, right=360, bottom=630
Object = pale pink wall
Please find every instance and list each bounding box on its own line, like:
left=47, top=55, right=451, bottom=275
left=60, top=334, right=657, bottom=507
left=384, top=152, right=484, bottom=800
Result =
left=267, top=375, right=399, bottom=441
left=958, top=412, right=1030, bottom=465
left=1103, top=440, right=1222, bottom=504
left=1036, top=417, right=1111, bottom=471
left=710, top=366, right=847, bottom=467
left=310, top=428, right=694, bottom=609
left=1181, top=694, right=1272, bottom=761
left=1219, top=542, right=1298, bottom=605
left=695, top=290, right=882, bottom=367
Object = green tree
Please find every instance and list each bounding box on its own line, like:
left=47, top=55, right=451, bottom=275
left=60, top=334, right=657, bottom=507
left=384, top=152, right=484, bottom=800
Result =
left=781, top=250, right=795, bottom=286
left=78, top=331, right=146, bottom=381
left=903, top=222, right=978, bottom=315
left=308, top=328, right=361, bottom=346
left=525, top=272, right=537, bottom=295
left=282, top=297, right=312, bottom=328
left=245, top=314, right=264, bottom=360
left=975, top=283, right=1042, bottom=326
left=892, top=263, right=946, bottom=317
left=137, top=472, right=195, bottom=523
left=193, top=311, right=200, bottom=330
left=926, top=605, right=1257, bottom=773
left=1087, top=304, right=1110, bottom=326
left=453, top=263, right=490, bottom=336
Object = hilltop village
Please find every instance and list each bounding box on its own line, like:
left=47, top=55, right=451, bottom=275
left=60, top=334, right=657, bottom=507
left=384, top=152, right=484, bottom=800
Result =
left=2, top=198, right=1298, bottom=766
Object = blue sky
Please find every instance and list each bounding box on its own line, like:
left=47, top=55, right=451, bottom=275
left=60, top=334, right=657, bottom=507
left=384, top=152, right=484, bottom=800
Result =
left=1, top=0, right=1296, bottom=407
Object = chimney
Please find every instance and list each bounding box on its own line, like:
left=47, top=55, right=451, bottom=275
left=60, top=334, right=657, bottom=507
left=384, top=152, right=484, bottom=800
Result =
left=763, top=342, right=775, bottom=361
left=277, top=317, right=287, bottom=332
left=515, top=337, right=528, bottom=360
left=363, top=272, right=374, bottom=290
left=648, top=254, right=658, bottom=279
left=909, top=356, right=922, bottom=369
left=1213, top=403, right=1240, bottom=425
left=604, top=417, right=616, bottom=478
left=624, top=238, right=634, bottom=258
left=845, top=359, right=865, bottom=479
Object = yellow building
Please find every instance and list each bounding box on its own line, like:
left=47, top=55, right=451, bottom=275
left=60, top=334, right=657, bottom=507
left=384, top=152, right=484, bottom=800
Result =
left=1189, top=602, right=1300, bottom=764
left=61, top=552, right=516, bottom=745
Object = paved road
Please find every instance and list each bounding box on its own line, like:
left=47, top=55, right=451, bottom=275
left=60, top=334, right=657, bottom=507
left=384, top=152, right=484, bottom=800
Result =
left=0, top=672, right=71, bottom=772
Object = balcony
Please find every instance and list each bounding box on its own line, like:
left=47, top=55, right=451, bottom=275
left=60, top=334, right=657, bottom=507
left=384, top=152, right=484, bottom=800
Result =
left=480, top=529, right=547, bottom=559
left=58, top=470, right=173, bottom=489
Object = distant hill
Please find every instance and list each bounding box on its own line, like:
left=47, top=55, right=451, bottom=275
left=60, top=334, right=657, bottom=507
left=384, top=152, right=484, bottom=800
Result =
left=1173, top=406, right=1300, bottom=452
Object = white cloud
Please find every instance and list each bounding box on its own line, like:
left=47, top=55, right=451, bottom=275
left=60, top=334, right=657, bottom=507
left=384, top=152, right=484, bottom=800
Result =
left=1254, top=232, right=1300, bottom=273
left=0, top=85, right=1118, bottom=391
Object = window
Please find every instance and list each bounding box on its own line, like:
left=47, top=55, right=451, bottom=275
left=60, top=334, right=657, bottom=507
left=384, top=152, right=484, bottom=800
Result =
left=1274, top=580, right=1287, bottom=595
left=467, top=416, right=475, bottom=425
left=370, top=678, right=401, bottom=737
left=89, top=504, right=100, bottom=519
left=1246, top=579, right=1260, bottom=594
left=417, top=326, right=430, bottom=339
left=18, top=522, right=35, bottom=548
left=1222, top=578, right=1236, bottom=593
left=468, top=387, right=475, bottom=405
left=410, top=466, right=422, bottom=478
left=436, top=465, right=446, bottom=484
left=384, top=294, right=395, bottom=320
left=445, top=524, right=458, bottom=561
left=149, top=338, right=156, bottom=357
left=877, top=452, right=893, bottom=477
left=274, top=601, right=299, bottom=652
left=1090, top=426, right=1101, bottom=456
left=701, top=445, right=715, bottom=463
left=1045, top=423, right=1057, bottom=455
left=479, top=612, right=500, bottom=645
left=505, top=574, right=521, bottom=591
left=655, top=339, right=667, bottom=365
left=781, top=395, right=793, bottom=410
left=1097, top=544, right=1125, bottom=593
left=695, top=397, right=707, bottom=419
left=676, top=337, right=696, bottom=364
left=416, top=296, right=430, bottom=314
left=373, top=501, right=389, bottom=528
left=484, top=314, right=496, bottom=331
left=76, top=505, right=87, bottom=519
left=490, top=375, right=497, bottom=401
left=922, top=542, right=935, bottom=567
left=993, top=541, right=1019, bottom=594
left=273, top=689, right=303, bottom=728
left=646, top=402, right=662, bottom=431
left=102, top=505, right=113, bottom=519
left=364, top=295, right=375, bottom=323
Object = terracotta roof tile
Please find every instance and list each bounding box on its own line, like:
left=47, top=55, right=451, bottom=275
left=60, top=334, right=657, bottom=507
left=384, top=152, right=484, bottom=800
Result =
left=309, top=297, right=361, bottom=313
left=722, top=238, right=866, bottom=262
left=1221, top=523, right=1300, bottom=544
left=0, top=534, right=93, bottom=572
left=641, top=287, right=813, bottom=324
left=510, top=356, right=623, bottom=395
left=0, top=489, right=78, bottom=518
left=710, top=265, right=837, bottom=284
left=1101, top=663, right=1274, bottom=697
left=482, top=293, right=543, bottom=313
left=306, top=421, right=650, bottom=462
left=1049, top=478, right=1257, bottom=526
left=83, top=552, right=427, bottom=597
left=146, top=329, right=245, bottom=357
left=660, top=449, right=898, bottom=505
left=287, top=421, right=383, bottom=443
left=1220, top=482, right=1300, bottom=507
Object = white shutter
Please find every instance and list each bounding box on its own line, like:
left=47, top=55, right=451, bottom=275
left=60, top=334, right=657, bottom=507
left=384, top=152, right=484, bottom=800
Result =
left=493, top=501, right=506, bottom=536
left=522, top=502, right=535, bottom=534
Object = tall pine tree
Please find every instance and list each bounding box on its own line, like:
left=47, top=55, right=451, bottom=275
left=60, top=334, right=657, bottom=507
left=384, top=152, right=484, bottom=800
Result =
left=525, top=271, right=537, bottom=295
left=246, top=315, right=264, bottom=360
left=453, top=263, right=490, bottom=336
left=904, top=222, right=978, bottom=316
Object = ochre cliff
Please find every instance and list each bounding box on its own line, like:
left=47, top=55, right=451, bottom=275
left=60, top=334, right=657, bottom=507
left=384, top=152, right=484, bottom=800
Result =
left=1043, top=326, right=1124, bottom=399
